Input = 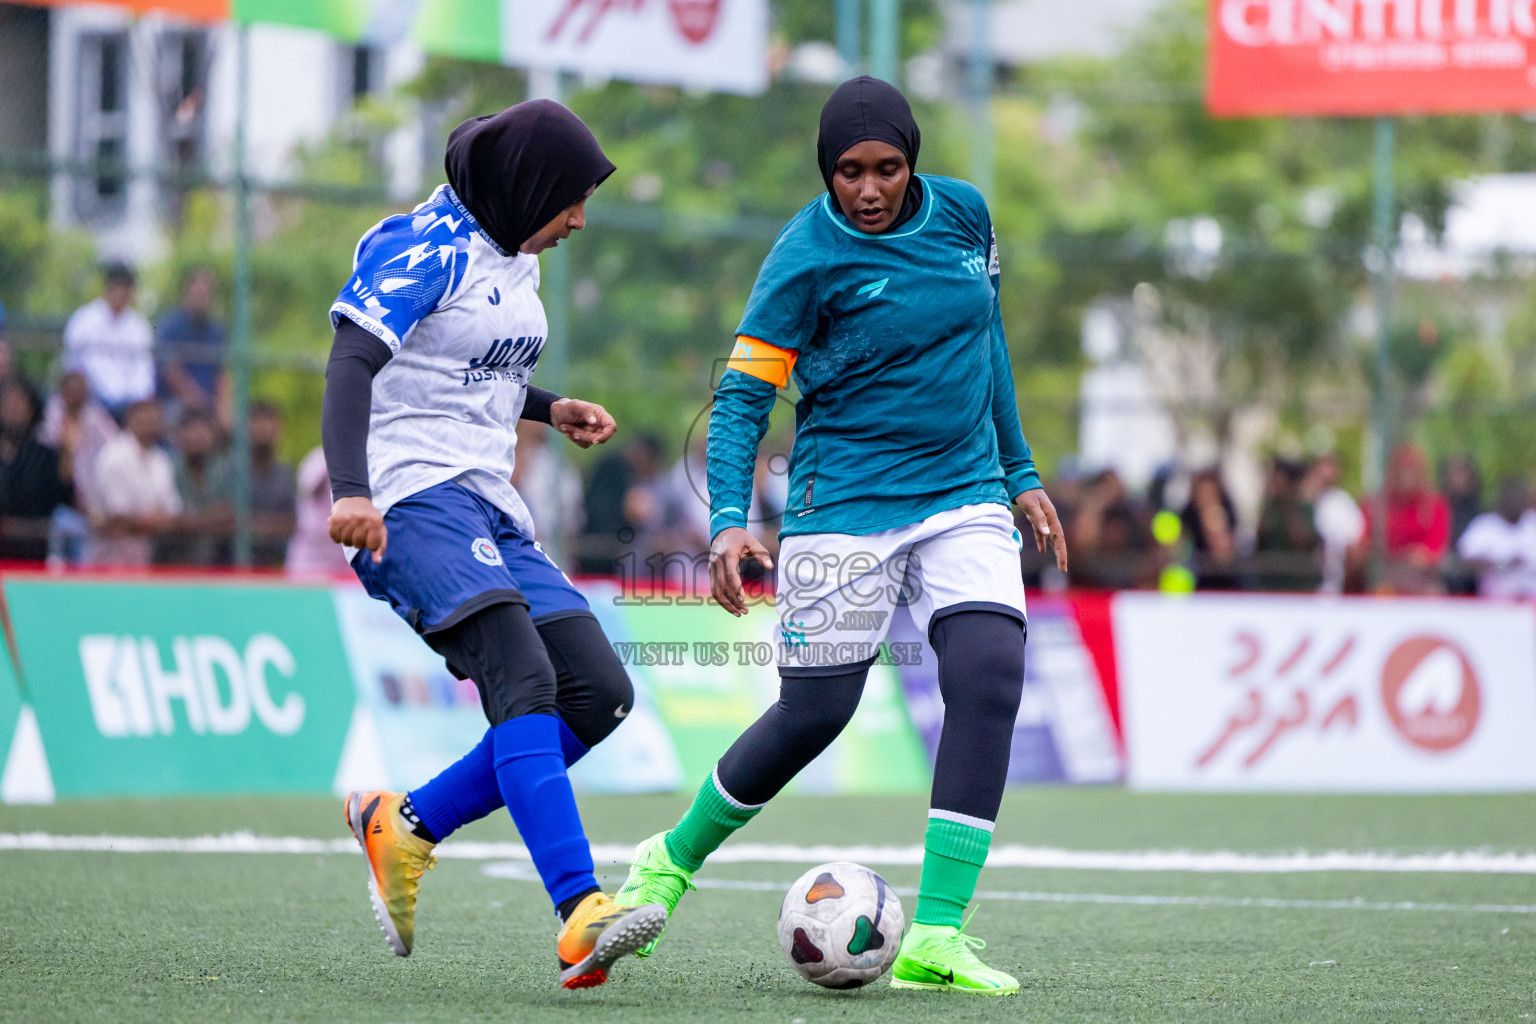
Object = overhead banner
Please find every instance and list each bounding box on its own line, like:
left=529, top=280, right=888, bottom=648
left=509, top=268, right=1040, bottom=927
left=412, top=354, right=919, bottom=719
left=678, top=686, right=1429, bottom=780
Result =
left=503, top=0, right=769, bottom=94
left=1207, top=0, right=1536, bottom=115
left=1116, top=593, right=1536, bottom=791
left=4, top=579, right=355, bottom=797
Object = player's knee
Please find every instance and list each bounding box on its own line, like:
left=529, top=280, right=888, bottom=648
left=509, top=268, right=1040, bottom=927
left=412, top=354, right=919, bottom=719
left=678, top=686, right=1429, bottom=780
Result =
left=557, top=655, right=633, bottom=749
left=777, top=672, right=864, bottom=750
left=933, top=611, right=1026, bottom=719
left=428, top=602, right=559, bottom=727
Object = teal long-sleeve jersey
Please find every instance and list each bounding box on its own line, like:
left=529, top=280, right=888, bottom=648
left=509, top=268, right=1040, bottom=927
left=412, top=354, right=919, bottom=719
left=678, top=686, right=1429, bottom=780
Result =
left=707, top=174, right=1041, bottom=540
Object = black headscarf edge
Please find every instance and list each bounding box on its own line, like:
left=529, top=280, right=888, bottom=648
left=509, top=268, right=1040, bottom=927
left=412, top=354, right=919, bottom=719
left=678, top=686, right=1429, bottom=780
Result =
left=445, top=100, right=616, bottom=255
left=816, top=76, right=923, bottom=230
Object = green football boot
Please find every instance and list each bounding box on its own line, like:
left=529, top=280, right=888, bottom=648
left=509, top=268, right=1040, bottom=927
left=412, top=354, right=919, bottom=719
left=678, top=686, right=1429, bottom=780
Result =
left=612, top=832, right=697, bottom=958
left=890, top=918, right=1020, bottom=995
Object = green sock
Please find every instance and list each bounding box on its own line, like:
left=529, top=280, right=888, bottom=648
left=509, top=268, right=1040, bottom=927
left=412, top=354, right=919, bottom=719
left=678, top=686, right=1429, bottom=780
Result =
left=913, top=813, right=993, bottom=928
left=663, top=769, right=762, bottom=872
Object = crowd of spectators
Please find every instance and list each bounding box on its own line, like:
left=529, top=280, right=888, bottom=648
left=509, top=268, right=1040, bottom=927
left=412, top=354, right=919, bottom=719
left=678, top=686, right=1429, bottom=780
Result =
left=0, top=264, right=342, bottom=573
left=1035, top=444, right=1536, bottom=597
left=2, top=263, right=1532, bottom=599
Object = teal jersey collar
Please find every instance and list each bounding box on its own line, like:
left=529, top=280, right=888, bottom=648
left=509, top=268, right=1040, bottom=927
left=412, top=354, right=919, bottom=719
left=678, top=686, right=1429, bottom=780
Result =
left=819, top=175, right=939, bottom=241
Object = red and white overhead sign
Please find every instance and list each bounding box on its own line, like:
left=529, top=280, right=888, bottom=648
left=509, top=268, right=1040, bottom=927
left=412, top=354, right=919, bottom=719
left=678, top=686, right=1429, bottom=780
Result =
left=1208, top=0, right=1536, bottom=116
left=1115, top=593, right=1536, bottom=791
left=505, top=0, right=769, bottom=95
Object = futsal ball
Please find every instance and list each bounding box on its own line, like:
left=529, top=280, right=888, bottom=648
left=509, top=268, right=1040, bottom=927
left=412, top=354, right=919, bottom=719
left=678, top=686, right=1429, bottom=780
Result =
left=778, top=861, right=904, bottom=989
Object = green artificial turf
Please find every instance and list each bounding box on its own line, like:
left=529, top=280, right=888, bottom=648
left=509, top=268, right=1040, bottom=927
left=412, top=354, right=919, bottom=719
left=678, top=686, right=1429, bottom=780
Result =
left=1, top=791, right=1533, bottom=1023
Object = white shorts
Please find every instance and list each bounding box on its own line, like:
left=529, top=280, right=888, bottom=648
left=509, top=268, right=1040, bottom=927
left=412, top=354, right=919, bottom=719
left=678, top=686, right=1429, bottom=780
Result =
left=774, top=503, right=1028, bottom=673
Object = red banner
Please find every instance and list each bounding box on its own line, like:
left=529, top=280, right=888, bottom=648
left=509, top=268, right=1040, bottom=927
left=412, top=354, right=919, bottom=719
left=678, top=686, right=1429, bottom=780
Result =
left=1208, top=0, right=1536, bottom=116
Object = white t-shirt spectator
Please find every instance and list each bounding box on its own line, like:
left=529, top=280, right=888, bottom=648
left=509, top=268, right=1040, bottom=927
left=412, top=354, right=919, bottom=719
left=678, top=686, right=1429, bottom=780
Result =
left=1456, top=510, right=1536, bottom=598
left=286, top=447, right=350, bottom=576
left=1314, top=486, right=1365, bottom=594
left=62, top=298, right=156, bottom=410
left=38, top=394, right=118, bottom=511
left=87, top=433, right=181, bottom=566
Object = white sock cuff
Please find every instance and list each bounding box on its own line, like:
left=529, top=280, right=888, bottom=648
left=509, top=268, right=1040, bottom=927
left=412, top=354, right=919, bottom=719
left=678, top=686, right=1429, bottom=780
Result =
left=928, top=808, right=996, bottom=833
left=712, top=766, right=768, bottom=812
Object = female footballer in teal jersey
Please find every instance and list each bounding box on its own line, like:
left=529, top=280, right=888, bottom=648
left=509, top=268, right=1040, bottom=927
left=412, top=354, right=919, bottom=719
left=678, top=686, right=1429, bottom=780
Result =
left=615, top=77, right=1068, bottom=994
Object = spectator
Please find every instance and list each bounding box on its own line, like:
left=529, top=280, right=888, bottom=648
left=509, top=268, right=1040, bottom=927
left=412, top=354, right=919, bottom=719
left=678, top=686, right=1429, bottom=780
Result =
left=0, top=379, right=73, bottom=561
left=156, top=267, right=227, bottom=417
left=1181, top=468, right=1241, bottom=590
left=1071, top=468, right=1155, bottom=589
left=1368, top=443, right=1450, bottom=595
left=286, top=447, right=350, bottom=575
left=0, top=300, right=15, bottom=388
left=1304, top=452, right=1365, bottom=595
left=157, top=407, right=232, bottom=566
left=621, top=433, right=690, bottom=559
left=62, top=264, right=155, bottom=419
left=247, top=401, right=296, bottom=567
left=1456, top=479, right=1536, bottom=598
left=579, top=445, right=633, bottom=573
left=39, top=369, right=119, bottom=562
left=1441, top=454, right=1483, bottom=547
left=87, top=399, right=181, bottom=566
left=512, top=420, right=585, bottom=569
left=1253, top=457, right=1320, bottom=591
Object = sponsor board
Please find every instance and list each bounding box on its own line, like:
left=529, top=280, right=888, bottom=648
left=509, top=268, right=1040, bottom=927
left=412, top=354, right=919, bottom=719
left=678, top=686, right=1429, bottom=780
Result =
left=503, top=0, right=769, bottom=95
left=4, top=579, right=354, bottom=796
left=1208, top=0, right=1536, bottom=115
left=890, top=599, right=1123, bottom=784
left=1115, top=593, right=1536, bottom=791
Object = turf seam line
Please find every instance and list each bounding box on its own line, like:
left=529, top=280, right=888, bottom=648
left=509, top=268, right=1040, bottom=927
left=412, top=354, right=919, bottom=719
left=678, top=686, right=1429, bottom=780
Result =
left=478, top=863, right=1536, bottom=915
left=4, top=832, right=1536, bottom=874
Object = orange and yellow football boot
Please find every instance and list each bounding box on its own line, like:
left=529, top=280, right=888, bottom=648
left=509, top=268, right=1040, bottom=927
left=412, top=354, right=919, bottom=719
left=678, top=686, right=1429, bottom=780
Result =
left=344, top=790, right=437, bottom=957
left=555, top=892, right=667, bottom=989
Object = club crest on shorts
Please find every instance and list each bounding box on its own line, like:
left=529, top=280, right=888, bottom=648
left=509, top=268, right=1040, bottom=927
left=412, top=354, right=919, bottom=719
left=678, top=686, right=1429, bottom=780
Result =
left=471, top=537, right=503, bottom=566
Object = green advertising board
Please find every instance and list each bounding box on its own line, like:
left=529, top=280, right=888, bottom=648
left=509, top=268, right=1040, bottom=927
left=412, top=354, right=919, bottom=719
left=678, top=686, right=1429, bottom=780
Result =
left=0, top=628, right=24, bottom=775
left=605, top=590, right=931, bottom=795
left=5, top=579, right=355, bottom=797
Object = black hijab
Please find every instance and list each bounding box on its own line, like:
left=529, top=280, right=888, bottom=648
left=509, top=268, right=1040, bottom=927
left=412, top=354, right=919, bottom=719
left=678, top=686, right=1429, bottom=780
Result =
left=816, top=76, right=923, bottom=231
left=444, top=100, right=616, bottom=255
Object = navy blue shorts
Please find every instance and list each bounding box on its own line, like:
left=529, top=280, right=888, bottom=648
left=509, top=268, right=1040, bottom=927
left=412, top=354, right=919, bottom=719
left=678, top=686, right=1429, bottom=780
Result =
left=352, top=480, right=589, bottom=634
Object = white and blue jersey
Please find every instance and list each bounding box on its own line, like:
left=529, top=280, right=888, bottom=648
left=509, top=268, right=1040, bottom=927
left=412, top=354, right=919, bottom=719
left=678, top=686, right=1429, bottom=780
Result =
left=332, top=184, right=588, bottom=632
left=330, top=184, right=545, bottom=537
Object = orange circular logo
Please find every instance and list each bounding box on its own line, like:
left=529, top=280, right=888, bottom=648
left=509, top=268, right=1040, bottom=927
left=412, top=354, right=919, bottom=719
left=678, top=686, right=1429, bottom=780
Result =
left=1379, top=636, right=1480, bottom=752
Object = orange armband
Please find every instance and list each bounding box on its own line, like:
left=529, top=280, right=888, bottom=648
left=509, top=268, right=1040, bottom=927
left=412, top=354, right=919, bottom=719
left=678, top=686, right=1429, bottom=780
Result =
left=725, top=335, right=797, bottom=388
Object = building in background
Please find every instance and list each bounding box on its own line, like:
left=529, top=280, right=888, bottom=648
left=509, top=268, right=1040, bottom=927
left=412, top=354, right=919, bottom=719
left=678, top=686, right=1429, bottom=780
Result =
left=13, top=1, right=427, bottom=264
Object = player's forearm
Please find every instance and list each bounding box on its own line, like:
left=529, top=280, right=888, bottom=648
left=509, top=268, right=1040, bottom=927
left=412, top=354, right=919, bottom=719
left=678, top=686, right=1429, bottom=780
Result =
left=706, top=369, right=775, bottom=539
left=522, top=385, right=562, bottom=424
left=323, top=318, right=392, bottom=501
left=987, top=312, right=1040, bottom=496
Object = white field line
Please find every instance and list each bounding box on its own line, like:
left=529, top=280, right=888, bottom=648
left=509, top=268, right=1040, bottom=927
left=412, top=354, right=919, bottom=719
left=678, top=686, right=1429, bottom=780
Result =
left=2, top=831, right=1536, bottom=875
left=480, top=863, right=1536, bottom=915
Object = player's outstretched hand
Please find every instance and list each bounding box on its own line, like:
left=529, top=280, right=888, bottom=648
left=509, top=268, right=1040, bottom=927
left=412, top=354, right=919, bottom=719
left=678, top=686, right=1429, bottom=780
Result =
left=329, top=496, right=388, bottom=563
left=550, top=398, right=616, bottom=449
left=710, top=526, right=774, bottom=617
left=1016, top=487, right=1069, bottom=573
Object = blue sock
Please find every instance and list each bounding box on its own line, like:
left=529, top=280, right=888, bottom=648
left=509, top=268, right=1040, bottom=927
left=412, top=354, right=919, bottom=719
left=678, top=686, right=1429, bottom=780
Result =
left=557, top=718, right=590, bottom=766
left=408, top=728, right=501, bottom=843
left=492, top=714, right=597, bottom=907
left=408, top=719, right=591, bottom=844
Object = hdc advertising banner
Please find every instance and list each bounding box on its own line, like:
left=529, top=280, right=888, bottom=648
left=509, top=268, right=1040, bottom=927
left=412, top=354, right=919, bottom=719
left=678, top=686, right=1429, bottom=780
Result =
left=1115, top=592, right=1536, bottom=791
left=1208, top=0, right=1536, bottom=115
left=5, top=579, right=355, bottom=797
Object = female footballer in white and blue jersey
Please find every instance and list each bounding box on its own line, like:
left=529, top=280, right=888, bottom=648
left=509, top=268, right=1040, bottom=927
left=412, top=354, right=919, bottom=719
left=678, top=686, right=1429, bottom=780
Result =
left=616, top=78, right=1069, bottom=994
left=324, top=100, right=666, bottom=989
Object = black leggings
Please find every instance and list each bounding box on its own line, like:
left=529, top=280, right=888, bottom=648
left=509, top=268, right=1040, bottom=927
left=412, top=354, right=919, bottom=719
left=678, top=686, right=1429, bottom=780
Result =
left=425, top=604, right=634, bottom=749
left=716, top=610, right=1026, bottom=820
